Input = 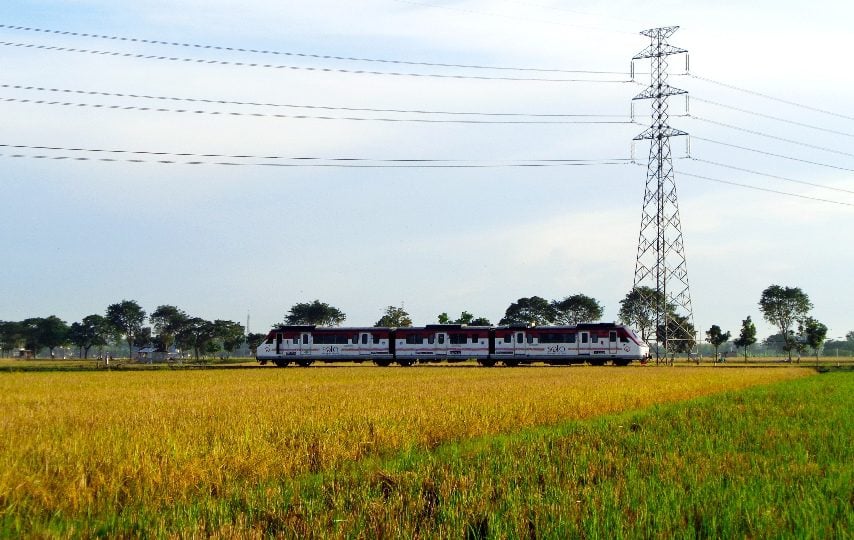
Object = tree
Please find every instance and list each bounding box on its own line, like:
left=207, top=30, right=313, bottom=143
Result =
left=133, top=327, right=153, bottom=349
left=177, top=317, right=219, bottom=361
left=499, top=297, right=555, bottom=326
left=0, top=321, right=24, bottom=356
left=618, top=286, right=675, bottom=343
left=42, top=316, right=70, bottom=358
left=802, top=317, right=827, bottom=363
left=20, top=318, right=44, bottom=356
left=68, top=314, right=110, bottom=359
left=438, top=311, right=491, bottom=326
left=216, top=320, right=246, bottom=358
left=705, top=325, right=731, bottom=363
left=758, top=285, right=812, bottom=362
left=551, top=294, right=604, bottom=325
left=846, top=331, right=854, bottom=342
left=23, top=316, right=69, bottom=358
left=375, top=306, right=413, bottom=327
left=106, top=300, right=147, bottom=358
left=246, top=332, right=267, bottom=356
left=284, top=300, right=346, bottom=326
left=150, top=305, right=189, bottom=353
left=733, top=316, right=757, bottom=362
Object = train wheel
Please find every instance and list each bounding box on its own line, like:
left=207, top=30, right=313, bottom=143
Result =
left=374, top=359, right=392, bottom=367
left=589, top=359, right=606, bottom=366
left=504, top=359, right=520, bottom=367
left=477, top=359, right=496, bottom=367
left=613, top=359, right=631, bottom=367
left=398, top=359, right=414, bottom=367
left=273, top=359, right=290, bottom=368
left=296, top=360, right=314, bottom=367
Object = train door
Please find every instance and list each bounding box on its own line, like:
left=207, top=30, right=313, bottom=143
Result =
left=514, top=331, right=527, bottom=356
left=577, top=331, right=590, bottom=356
left=434, top=332, right=448, bottom=358
left=608, top=330, right=618, bottom=355
left=300, top=333, right=312, bottom=356
left=359, top=332, right=371, bottom=357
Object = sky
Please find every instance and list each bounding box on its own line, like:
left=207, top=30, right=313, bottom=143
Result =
left=0, top=0, right=852, bottom=341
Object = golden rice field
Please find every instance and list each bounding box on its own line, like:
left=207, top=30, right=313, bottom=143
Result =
left=0, top=365, right=812, bottom=527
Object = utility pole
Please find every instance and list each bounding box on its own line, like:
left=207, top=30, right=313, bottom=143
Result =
left=631, top=26, right=695, bottom=364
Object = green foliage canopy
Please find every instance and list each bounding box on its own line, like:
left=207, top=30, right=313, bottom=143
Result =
left=285, top=300, right=346, bottom=326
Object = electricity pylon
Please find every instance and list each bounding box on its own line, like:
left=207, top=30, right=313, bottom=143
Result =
left=631, top=26, right=695, bottom=363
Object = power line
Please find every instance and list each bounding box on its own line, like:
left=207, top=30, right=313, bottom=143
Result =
left=690, top=96, right=854, bottom=138
left=689, top=157, right=854, bottom=195
left=0, top=41, right=630, bottom=83
left=0, top=143, right=634, bottom=165
left=688, top=116, right=854, bottom=159
left=675, top=169, right=854, bottom=208
left=0, top=151, right=636, bottom=167
left=693, top=136, right=854, bottom=174
left=0, top=23, right=628, bottom=75
left=686, top=73, right=854, bottom=122
left=0, top=83, right=628, bottom=119
left=391, top=0, right=636, bottom=36
left=0, top=92, right=635, bottom=125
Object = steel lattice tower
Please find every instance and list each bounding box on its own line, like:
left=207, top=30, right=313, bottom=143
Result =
left=631, top=26, right=695, bottom=362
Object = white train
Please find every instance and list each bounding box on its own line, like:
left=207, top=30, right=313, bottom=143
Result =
left=256, top=323, right=649, bottom=367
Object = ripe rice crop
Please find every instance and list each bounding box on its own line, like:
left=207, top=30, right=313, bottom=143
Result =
left=0, top=366, right=810, bottom=535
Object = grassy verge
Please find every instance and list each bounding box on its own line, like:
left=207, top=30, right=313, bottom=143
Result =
left=4, top=371, right=848, bottom=538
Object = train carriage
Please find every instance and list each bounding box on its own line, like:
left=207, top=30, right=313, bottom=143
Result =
left=395, top=325, right=491, bottom=365
left=256, top=323, right=648, bottom=367
left=258, top=326, right=392, bottom=367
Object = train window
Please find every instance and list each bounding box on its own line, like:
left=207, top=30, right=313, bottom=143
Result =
left=293, top=338, right=299, bottom=345
left=620, top=336, right=629, bottom=343
left=406, top=335, right=422, bottom=345
left=568, top=333, right=576, bottom=343
left=362, top=334, right=368, bottom=345
left=610, top=331, right=617, bottom=342
left=303, top=335, right=309, bottom=345
left=471, top=335, right=479, bottom=343
left=503, top=334, right=511, bottom=343
left=516, top=333, right=523, bottom=344
left=581, top=333, right=588, bottom=344
left=449, top=334, right=466, bottom=345
left=265, top=335, right=274, bottom=345
left=438, top=334, right=445, bottom=344
left=527, top=334, right=534, bottom=344
left=373, top=335, right=381, bottom=344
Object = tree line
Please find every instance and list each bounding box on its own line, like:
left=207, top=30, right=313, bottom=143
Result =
left=704, top=285, right=829, bottom=363
left=1, top=285, right=839, bottom=361
left=0, top=301, right=246, bottom=361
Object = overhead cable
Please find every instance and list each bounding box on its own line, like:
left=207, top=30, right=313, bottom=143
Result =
left=0, top=95, right=635, bottom=125
left=691, top=96, right=854, bottom=138
left=687, top=116, right=854, bottom=159
left=0, top=83, right=628, bottom=119
left=692, top=136, right=854, bottom=174
left=686, top=74, right=854, bottom=122
left=391, top=0, right=636, bottom=35
left=0, top=143, right=633, bottom=166
left=675, top=170, right=854, bottom=209
left=0, top=41, right=629, bottom=83
left=689, top=158, right=854, bottom=195
left=0, top=23, right=628, bottom=75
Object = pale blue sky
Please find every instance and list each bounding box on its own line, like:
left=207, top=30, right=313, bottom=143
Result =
left=0, top=0, right=852, bottom=340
